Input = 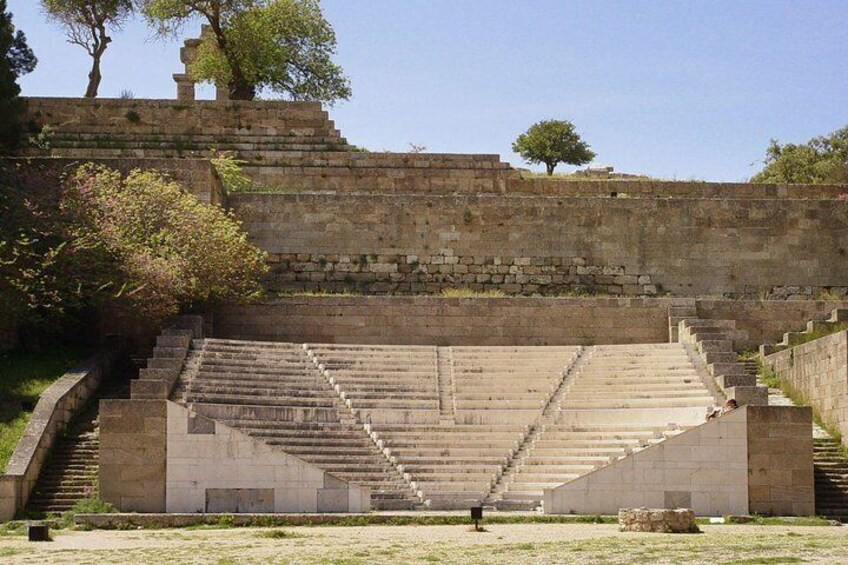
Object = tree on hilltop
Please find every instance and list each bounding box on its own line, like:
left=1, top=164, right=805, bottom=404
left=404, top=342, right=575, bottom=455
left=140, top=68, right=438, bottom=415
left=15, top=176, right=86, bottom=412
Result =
left=750, top=125, right=848, bottom=184
left=512, top=119, right=595, bottom=176
left=140, top=0, right=351, bottom=102
left=41, top=1, right=134, bottom=98
left=0, top=0, right=36, bottom=152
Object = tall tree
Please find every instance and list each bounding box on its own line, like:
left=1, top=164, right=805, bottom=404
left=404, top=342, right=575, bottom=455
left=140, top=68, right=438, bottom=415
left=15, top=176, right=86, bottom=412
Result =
left=141, top=0, right=350, bottom=102
left=0, top=0, right=36, bottom=152
left=512, top=120, right=595, bottom=175
left=41, top=0, right=133, bottom=98
left=750, top=125, right=848, bottom=184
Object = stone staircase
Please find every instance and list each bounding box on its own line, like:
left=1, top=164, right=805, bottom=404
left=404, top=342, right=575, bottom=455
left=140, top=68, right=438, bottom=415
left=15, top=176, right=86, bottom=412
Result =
left=304, top=344, right=580, bottom=509
left=25, top=405, right=99, bottom=514
left=169, top=339, right=725, bottom=512
left=491, top=343, right=713, bottom=510
left=21, top=97, right=517, bottom=194
left=755, top=359, right=848, bottom=522
left=173, top=339, right=420, bottom=510
left=760, top=308, right=848, bottom=356
left=678, top=318, right=768, bottom=406
left=813, top=438, right=848, bottom=521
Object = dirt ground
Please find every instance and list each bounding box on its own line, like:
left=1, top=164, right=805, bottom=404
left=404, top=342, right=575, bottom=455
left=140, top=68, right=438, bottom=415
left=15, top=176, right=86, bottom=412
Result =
left=1, top=523, right=847, bottom=564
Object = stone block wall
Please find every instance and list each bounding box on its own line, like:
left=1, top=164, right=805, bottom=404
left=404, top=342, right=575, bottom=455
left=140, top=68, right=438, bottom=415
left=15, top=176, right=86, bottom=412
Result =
left=215, top=296, right=848, bottom=350
left=23, top=97, right=338, bottom=138
left=233, top=192, right=848, bottom=299
left=544, top=405, right=814, bottom=516
left=166, top=403, right=369, bottom=513
left=746, top=405, right=815, bottom=516
left=763, top=331, right=848, bottom=444
left=99, top=399, right=168, bottom=513
left=3, top=157, right=224, bottom=206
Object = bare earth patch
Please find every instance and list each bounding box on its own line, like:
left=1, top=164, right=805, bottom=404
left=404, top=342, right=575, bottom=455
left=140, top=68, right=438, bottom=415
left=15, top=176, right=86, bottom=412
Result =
left=0, top=523, right=846, bottom=564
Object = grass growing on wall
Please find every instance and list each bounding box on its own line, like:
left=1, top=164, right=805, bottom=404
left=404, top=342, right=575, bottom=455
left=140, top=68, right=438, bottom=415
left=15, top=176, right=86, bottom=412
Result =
left=0, top=347, right=87, bottom=472
left=791, top=322, right=848, bottom=347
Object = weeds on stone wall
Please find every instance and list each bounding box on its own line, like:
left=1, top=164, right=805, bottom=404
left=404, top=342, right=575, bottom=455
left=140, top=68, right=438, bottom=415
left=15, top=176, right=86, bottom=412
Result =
left=210, top=150, right=252, bottom=194
left=441, top=288, right=505, bottom=298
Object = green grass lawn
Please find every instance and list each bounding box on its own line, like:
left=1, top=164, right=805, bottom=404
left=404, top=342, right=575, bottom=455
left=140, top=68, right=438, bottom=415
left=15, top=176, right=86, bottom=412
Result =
left=0, top=346, right=88, bottom=472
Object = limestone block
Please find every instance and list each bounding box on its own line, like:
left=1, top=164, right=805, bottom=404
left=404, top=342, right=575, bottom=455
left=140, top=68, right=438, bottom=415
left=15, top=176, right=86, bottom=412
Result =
left=717, top=374, right=757, bottom=389
left=727, top=386, right=768, bottom=406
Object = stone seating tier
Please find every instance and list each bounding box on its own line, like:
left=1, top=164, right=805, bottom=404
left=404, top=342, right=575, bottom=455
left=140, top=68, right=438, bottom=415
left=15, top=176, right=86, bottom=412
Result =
left=172, top=339, right=720, bottom=510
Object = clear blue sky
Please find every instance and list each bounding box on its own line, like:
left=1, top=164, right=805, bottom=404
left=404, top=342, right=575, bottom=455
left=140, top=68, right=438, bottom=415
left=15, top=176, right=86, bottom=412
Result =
left=7, top=0, right=848, bottom=181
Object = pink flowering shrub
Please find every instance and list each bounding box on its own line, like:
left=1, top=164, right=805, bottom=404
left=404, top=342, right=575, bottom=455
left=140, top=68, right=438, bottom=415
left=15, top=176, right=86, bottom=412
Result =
left=837, top=193, right=848, bottom=201
left=1, top=161, right=267, bottom=338
left=63, top=164, right=268, bottom=322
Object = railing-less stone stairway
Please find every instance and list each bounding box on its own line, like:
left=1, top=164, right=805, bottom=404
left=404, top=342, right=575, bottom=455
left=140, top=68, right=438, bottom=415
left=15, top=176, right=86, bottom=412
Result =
left=25, top=405, right=99, bottom=514
left=172, top=339, right=718, bottom=511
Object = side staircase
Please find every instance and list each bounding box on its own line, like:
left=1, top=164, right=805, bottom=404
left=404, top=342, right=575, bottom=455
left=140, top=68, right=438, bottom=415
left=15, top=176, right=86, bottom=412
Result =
left=761, top=308, right=848, bottom=356
left=814, top=439, right=848, bottom=521
left=25, top=405, right=99, bottom=514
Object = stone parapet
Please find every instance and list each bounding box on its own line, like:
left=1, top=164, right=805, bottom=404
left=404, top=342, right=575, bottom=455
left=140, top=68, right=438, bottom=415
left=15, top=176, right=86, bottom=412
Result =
left=544, top=405, right=814, bottom=517
left=215, top=296, right=848, bottom=350
left=763, top=329, right=848, bottom=446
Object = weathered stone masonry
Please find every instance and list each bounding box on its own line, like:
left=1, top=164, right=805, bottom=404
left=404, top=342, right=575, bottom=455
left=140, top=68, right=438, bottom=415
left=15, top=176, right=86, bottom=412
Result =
left=233, top=193, right=848, bottom=299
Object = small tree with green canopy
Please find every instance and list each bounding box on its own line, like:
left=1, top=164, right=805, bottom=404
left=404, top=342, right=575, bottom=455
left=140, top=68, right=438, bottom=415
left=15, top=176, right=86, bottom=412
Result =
left=512, top=119, right=595, bottom=176
left=141, top=0, right=351, bottom=102
left=40, top=1, right=133, bottom=98
left=0, top=0, right=37, bottom=152
left=750, top=125, right=848, bottom=184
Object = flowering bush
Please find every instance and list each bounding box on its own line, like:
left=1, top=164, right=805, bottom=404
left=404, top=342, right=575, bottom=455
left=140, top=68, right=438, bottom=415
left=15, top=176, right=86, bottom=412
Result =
left=1, top=161, right=267, bottom=339
left=63, top=164, right=268, bottom=321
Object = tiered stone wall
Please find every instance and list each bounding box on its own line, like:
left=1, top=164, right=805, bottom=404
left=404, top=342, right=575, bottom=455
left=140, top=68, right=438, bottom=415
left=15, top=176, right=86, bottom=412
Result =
left=214, top=297, right=848, bottom=349
left=234, top=193, right=848, bottom=299
left=763, top=330, right=848, bottom=444
left=23, top=97, right=339, bottom=138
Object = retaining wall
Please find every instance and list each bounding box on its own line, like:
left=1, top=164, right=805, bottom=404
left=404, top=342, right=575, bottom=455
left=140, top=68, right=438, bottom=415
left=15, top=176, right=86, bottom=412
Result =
left=763, top=330, right=848, bottom=445
left=232, top=192, right=848, bottom=299
left=214, top=297, right=848, bottom=350
left=544, top=405, right=814, bottom=516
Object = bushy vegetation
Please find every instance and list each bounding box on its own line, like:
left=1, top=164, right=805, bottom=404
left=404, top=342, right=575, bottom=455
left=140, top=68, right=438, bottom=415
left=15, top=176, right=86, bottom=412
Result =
left=751, top=125, right=848, bottom=184
left=0, top=162, right=268, bottom=342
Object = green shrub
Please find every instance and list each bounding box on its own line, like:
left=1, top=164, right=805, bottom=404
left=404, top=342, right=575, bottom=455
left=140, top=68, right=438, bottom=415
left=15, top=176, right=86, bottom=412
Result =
left=0, top=162, right=268, bottom=337
left=62, top=164, right=268, bottom=322
left=124, top=110, right=141, bottom=123
left=210, top=150, right=252, bottom=193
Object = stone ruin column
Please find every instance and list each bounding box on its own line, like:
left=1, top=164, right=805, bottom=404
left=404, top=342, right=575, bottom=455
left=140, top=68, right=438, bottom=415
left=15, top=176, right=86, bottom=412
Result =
left=173, top=37, right=201, bottom=101
left=173, top=26, right=230, bottom=102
